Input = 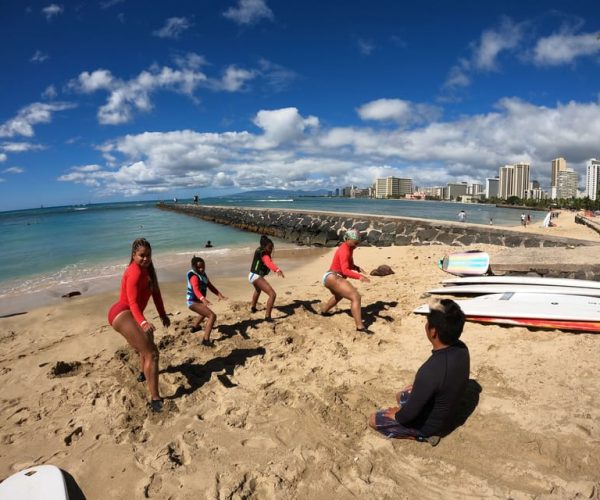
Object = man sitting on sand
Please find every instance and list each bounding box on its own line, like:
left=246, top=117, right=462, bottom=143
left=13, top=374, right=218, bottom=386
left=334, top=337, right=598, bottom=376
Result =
left=369, top=298, right=469, bottom=441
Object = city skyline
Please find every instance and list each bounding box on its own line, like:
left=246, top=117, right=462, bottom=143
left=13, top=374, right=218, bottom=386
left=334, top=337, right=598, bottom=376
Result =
left=1, top=1, right=600, bottom=210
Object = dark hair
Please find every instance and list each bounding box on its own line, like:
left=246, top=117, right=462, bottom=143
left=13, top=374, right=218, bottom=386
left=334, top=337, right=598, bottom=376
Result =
left=129, top=238, right=158, bottom=291
left=426, top=298, right=465, bottom=345
left=259, top=235, right=274, bottom=251
left=191, top=255, right=205, bottom=268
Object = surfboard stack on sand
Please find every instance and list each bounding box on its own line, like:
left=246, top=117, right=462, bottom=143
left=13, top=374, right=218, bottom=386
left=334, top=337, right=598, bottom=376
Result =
left=416, top=269, right=600, bottom=333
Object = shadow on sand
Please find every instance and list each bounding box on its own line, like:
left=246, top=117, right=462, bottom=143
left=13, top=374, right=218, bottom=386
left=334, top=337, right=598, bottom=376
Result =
left=162, top=347, right=266, bottom=398
left=443, top=379, right=482, bottom=437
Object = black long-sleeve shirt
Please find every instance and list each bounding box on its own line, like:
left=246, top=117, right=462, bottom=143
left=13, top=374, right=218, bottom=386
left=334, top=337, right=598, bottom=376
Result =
left=395, top=341, right=470, bottom=436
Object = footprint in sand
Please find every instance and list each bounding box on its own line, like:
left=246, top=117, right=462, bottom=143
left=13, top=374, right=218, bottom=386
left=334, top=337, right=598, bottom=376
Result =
left=241, top=436, right=278, bottom=450
left=64, top=426, right=83, bottom=446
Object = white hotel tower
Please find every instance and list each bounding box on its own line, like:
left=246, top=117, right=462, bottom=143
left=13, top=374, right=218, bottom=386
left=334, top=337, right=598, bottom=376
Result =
left=586, top=159, right=600, bottom=201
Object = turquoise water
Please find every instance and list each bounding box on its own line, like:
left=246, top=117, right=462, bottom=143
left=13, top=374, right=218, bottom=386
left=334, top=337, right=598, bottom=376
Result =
left=0, top=197, right=541, bottom=305
left=202, top=195, right=542, bottom=226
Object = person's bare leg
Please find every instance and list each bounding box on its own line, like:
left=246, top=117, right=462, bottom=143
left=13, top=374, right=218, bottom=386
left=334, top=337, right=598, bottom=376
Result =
left=251, top=284, right=261, bottom=311
left=324, top=276, right=364, bottom=329
left=189, top=302, right=216, bottom=341
left=113, top=311, right=160, bottom=401
left=253, top=277, right=276, bottom=319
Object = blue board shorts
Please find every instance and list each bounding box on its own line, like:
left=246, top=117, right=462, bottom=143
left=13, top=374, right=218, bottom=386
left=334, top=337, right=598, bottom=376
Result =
left=372, top=391, right=422, bottom=439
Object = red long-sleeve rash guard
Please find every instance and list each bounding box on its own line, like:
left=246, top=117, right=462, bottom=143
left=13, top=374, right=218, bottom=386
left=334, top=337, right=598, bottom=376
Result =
left=119, top=262, right=166, bottom=325
left=189, top=274, right=220, bottom=301
left=261, top=254, right=280, bottom=273
left=329, top=243, right=361, bottom=279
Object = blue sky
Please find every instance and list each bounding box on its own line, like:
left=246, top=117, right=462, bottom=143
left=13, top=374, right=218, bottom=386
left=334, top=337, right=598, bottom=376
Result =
left=1, top=0, right=599, bottom=210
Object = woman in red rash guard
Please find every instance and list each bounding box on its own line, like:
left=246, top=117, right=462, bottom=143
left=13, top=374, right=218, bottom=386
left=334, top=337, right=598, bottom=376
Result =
left=248, top=235, right=284, bottom=321
left=186, top=255, right=227, bottom=347
left=107, top=238, right=170, bottom=412
left=321, top=229, right=372, bottom=333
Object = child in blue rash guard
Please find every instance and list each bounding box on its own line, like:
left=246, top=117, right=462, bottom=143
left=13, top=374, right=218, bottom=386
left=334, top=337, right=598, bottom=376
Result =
left=369, top=298, right=470, bottom=441
left=187, top=256, right=227, bottom=347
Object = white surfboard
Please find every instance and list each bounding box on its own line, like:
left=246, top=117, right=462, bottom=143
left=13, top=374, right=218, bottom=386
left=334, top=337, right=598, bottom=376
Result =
left=415, top=292, right=600, bottom=322
left=442, top=276, right=600, bottom=290
left=429, top=284, right=600, bottom=298
left=0, top=465, right=69, bottom=500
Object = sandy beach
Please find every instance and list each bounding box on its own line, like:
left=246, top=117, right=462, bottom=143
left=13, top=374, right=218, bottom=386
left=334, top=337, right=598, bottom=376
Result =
left=1, top=215, right=600, bottom=499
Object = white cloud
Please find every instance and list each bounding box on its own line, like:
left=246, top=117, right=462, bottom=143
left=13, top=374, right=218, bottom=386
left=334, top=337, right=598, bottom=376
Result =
left=70, top=66, right=207, bottom=125
left=31, top=50, right=49, bottom=63
left=1, top=142, right=44, bottom=153
left=533, top=31, right=600, bottom=66
left=357, top=98, right=441, bottom=126
left=442, top=17, right=523, bottom=95
left=223, top=0, right=273, bottom=25
left=57, top=97, right=600, bottom=196
left=3, top=167, right=25, bottom=174
left=173, top=52, right=208, bottom=70
left=100, top=0, right=125, bottom=8
left=153, top=17, right=192, bottom=39
left=258, top=59, right=298, bottom=91
left=0, top=153, right=6, bottom=162
left=219, top=66, right=256, bottom=92
left=42, top=85, right=58, bottom=99
left=253, top=107, right=319, bottom=148
left=42, top=4, right=63, bottom=20
left=75, top=69, right=115, bottom=92
left=473, top=18, right=523, bottom=71
left=0, top=102, right=76, bottom=138
left=357, top=39, right=375, bottom=56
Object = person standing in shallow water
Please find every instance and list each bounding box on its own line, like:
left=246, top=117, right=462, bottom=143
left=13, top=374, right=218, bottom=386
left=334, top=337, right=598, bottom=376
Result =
left=248, top=235, right=284, bottom=321
left=107, top=238, right=170, bottom=413
left=320, top=229, right=372, bottom=333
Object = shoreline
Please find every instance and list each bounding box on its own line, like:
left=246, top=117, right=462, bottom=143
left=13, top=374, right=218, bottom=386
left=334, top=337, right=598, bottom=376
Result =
left=0, top=244, right=329, bottom=317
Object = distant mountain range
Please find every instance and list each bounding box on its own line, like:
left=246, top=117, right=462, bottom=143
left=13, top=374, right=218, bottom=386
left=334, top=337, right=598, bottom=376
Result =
left=219, top=189, right=330, bottom=199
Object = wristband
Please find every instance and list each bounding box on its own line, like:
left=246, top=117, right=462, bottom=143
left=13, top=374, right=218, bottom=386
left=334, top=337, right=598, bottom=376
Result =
left=141, top=320, right=149, bottom=327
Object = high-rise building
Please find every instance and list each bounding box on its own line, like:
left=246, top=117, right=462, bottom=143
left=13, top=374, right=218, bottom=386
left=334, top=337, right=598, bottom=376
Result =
left=467, top=183, right=484, bottom=195
left=586, top=159, right=600, bottom=201
left=556, top=169, right=578, bottom=199
left=498, top=163, right=530, bottom=199
left=486, top=177, right=499, bottom=198
left=499, top=165, right=514, bottom=199
left=374, top=177, right=413, bottom=198
left=551, top=157, right=567, bottom=189
left=513, top=163, right=531, bottom=199
left=446, top=182, right=468, bottom=200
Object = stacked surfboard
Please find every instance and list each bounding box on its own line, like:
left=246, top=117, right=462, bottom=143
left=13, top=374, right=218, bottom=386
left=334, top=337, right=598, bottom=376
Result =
left=416, top=275, right=600, bottom=333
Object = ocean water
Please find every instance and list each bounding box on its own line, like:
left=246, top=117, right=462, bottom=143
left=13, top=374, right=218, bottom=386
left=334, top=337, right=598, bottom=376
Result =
left=0, top=197, right=541, bottom=314
left=202, top=195, right=543, bottom=227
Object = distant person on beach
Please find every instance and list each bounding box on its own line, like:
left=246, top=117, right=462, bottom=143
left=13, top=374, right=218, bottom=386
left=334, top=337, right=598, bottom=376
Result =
left=205, top=240, right=213, bottom=248
left=186, top=256, right=227, bottom=347
left=527, top=213, right=531, bottom=225
left=320, top=229, right=372, bottom=333
left=249, top=235, right=285, bottom=321
left=489, top=218, right=493, bottom=225
left=369, top=298, right=469, bottom=441
left=521, top=213, right=526, bottom=226
left=458, top=210, right=466, bottom=222
left=107, top=238, right=170, bottom=413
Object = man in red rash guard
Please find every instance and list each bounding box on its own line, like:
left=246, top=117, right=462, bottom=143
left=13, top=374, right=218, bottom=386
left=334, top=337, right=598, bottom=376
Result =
left=320, top=229, right=371, bottom=333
